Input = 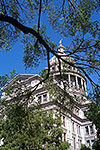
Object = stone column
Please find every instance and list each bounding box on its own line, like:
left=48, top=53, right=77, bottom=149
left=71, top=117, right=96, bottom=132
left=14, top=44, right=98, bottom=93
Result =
left=75, top=76, right=78, bottom=89
left=84, top=81, right=87, bottom=96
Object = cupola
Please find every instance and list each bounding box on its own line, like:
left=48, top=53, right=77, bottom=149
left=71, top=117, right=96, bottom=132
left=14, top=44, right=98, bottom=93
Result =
left=57, top=39, right=65, bottom=55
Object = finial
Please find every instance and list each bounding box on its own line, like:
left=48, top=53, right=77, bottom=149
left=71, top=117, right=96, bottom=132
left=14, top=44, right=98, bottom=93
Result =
left=59, top=39, right=62, bottom=45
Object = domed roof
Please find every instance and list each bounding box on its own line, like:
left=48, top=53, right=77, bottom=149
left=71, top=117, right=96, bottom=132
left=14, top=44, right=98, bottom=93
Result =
left=49, top=41, right=75, bottom=66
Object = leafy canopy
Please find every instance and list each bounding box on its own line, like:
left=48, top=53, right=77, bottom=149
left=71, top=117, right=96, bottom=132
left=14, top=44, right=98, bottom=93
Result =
left=0, top=1, right=100, bottom=149
left=0, top=95, right=70, bottom=150
left=0, top=0, right=100, bottom=79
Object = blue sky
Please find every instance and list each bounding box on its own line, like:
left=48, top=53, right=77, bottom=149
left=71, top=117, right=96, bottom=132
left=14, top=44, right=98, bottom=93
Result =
left=0, top=11, right=71, bottom=77
left=0, top=10, right=99, bottom=91
left=0, top=27, right=69, bottom=76
left=0, top=41, right=25, bottom=76
left=0, top=41, right=46, bottom=76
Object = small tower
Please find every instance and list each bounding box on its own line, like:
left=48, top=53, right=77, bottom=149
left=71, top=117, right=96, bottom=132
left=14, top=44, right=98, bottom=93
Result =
left=57, top=39, right=65, bottom=55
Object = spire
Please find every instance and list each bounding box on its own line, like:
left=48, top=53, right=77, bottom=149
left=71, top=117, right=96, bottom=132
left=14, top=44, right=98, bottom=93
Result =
left=57, top=39, right=65, bottom=54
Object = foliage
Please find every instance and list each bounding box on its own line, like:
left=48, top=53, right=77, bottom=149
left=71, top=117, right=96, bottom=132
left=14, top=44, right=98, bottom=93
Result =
left=0, top=97, right=70, bottom=150
left=0, top=69, right=17, bottom=88
left=86, top=102, right=100, bottom=150
left=85, top=86, right=100, bottom=149
left=0, top=76, right=70, bottom=150
left=80, top=144, right=91, bottom=150
left=92, top=140, right=100, bottom=150
left=44, top=77, right=75, bottom=111
left=0, top=69, right=18, bottom=99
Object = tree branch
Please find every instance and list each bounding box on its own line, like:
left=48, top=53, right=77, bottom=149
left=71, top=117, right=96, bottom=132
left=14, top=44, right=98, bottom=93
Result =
left=0, top=14, right=99, bottom=87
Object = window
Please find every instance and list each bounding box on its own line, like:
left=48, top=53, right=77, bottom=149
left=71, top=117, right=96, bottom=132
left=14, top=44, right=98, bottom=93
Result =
left=68, top=65, right=71, bottom=70
left=63, top=75, right=68, bottom=81
left=0, top=115, right=2, bottom=120
left=70, top=75, right=76, bottom=86
left=78, top=139, right=82, bottom=149
left=43, top=94, right=47, bottom=102
left=0, top=91, right=2, bottom=98
left=75, top=108, right=79, bottom=115
left=91, top=140, right=94, bottom=145
left=63, top=116, right=65, bottom=127
left=52, top=66, right=55, bottom=71
left=76, top=109, right=79, bottom=115
left=57, top=65, right=60, bottom=71
left=74, top=94, right=76, bottom=98
left=85, top=126, right=89, bottom=135
left=78, top=77, right=81, bottom=88
left=73, top=67, right=75, bottom=70
left=78, top=69, right=80, bottom=73
left=77, top=125, right=80, bottom=135
left=90, top=125, right=94, bottom=134
left=79, top=126, right=81, bottom=135
left=79, top=140, right=82, bottom=145
left=38, top=96, right=42, bottom=103
left=73, top=137, right=76, bottom=149
left=64, top=133, right=66, bottom=141
left=87, top=140, right=91, bottom=147
left=55, top=75, right=61, bottom=85
left=77, top=124, right=78, bottom=134
left=72, top=122, right=74, bottom=132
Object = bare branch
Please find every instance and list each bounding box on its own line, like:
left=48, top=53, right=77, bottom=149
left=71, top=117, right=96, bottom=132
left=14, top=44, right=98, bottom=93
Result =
left=14, top=0, right=29, bottom=18
left=67, top=38, right=84, bottom=56
left=68, top=0, right=86, bottom=29
left=38, top=0, right=42, bottom=32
